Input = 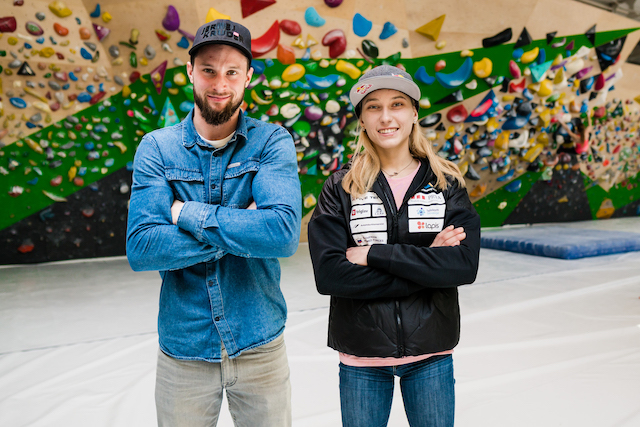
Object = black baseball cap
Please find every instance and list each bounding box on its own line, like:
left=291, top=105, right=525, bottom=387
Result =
left=189, top=20, right=252, bottom=63
left=349, top=65, right=421, bottom=116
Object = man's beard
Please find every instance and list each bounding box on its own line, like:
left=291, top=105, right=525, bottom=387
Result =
left=193, top=89, right=244, bottom=127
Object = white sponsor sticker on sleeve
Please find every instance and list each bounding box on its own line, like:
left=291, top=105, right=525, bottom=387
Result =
left=371, top=204, right=386, bottom=217
left=409, top=218, right=444, bottom=233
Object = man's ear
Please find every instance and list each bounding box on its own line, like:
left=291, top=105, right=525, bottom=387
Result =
left=186, top=62, right=194, bottom=84
left=245, top=67, right=254, bottom=88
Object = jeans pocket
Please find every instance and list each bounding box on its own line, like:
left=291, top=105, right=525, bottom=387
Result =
left=248, top=334, right=285, bottom=354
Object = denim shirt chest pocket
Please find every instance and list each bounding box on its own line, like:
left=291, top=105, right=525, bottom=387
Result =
left=165, top=167, right=205, bottom=203
left=222, top=158, right=260, bottom=208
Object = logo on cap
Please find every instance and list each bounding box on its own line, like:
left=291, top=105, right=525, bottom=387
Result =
left=356, top=83, right=372, bottom=94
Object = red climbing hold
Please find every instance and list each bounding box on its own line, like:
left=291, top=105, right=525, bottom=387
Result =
left=241, top=0, right=276, bottom=18
left=251, top=20, right=280, bottom=58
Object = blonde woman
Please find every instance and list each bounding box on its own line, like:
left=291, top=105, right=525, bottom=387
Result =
left=308, top=65, right=481, bottom=427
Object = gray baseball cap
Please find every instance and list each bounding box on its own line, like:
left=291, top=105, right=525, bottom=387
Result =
left=349, top=65, right=421, bottom=116
left=189, top=20, right=252, bottom=62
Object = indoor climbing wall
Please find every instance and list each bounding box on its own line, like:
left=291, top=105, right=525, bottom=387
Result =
left=1, top=0, right=640, bottom=264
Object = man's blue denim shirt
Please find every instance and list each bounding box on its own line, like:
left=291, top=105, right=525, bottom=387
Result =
left=126, top=109, right=301, bottom=361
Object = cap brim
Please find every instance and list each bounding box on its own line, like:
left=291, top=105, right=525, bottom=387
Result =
left=349, top=76, right=420, bottom=110
left=188, top=40, right=253, bottom=63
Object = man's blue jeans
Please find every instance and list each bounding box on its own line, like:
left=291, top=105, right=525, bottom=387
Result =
left=339, top=355, right=455, bottom=427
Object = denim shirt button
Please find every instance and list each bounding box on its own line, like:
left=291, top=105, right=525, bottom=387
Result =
left=214, top=316, right=220, bottom=322
left=208, top=281, right=213, bottom=286
left=210, top=183, right=217, bottom=189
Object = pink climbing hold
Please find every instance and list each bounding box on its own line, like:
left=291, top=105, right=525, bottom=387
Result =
left=508, top=60, right=521, bottom=79
left=434, top=60, right=446, bottom=72
left=322, top=29, right=346, bottom=58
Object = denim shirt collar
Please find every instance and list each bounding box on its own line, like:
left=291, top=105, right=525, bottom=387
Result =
left=181, top=108, right=249, bottom=149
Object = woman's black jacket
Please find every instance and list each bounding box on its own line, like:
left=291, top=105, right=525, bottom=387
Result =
left=307, top=159, right=481, bottom=357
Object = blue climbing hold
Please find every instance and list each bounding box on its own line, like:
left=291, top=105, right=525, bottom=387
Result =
left=177, top=37, right=189, bottom=49
left=179, top=101, right=194, bottom=112
left=414, top=66, right=435, bottom=85
left=69, top=72, right=78, bottom=81
left=251, top=60, right=265, bottom=75
left=353, top=13, right=372, bottom=37
left=80, top=47, right=93, bottom=60
left=504, top=179, right=522, bottom=192
left=512, top=48, right=523, bottom=60
left=90, top=4, right=101, bottom=18
left=36, top=37, right=44, bottom=44
left=10, top=97, right=27, bottom=109
left=379, top=22, right=397, bottom=40
left=435, top=57, right=473, bottom=89
left=502, top=114, right=531, bottom=130
left=77, top=92, right=92, bottom=103
left=305, top=74, right=340, bottom=89
left=305, top=7, right=326, bottom=27
left=86, top=85, right=96, bottom=94
left=265, top=58, right=275, bottom=67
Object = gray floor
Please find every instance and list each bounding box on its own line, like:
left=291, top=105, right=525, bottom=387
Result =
left=1, top=217, right=640, bottom=426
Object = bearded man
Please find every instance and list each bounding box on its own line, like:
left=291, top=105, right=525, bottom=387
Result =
left=126, top=19, right=301, bottom=427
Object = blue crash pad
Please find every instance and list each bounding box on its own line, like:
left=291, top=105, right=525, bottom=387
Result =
left=480, top=226, right=640, bottom=259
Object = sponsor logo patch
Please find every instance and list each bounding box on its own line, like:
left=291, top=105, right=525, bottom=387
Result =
left=409, top=218, right=444, bottom=233
left=355, top=83, right=373, bottom=95
left=408, top=204, right=445, bottom=218
left=351, top=205, right=371, bottom=219
left=353, top=232, right=388, bottom=246
left=350, top=217, right=387, bottom=234
left=408, top=192, right=445, bottom=205
left=351, top=192, right=383, bottom=205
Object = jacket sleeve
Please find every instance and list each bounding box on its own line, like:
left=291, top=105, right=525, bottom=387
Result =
left=175, top=127, right=301, bottom=259
left=126, top=135, right=225, bottom=272
left=308, top=175, right=425, bottom=299
left=367, top=181, right=480, bottom=288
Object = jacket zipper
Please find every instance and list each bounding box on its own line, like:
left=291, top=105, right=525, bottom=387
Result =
left=379, top=178, right=405, bottom=357
left=378, top=165, right=431, bottom=357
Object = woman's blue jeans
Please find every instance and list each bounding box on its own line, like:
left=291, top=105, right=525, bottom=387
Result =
left=339, top=355, right=455, bottom=427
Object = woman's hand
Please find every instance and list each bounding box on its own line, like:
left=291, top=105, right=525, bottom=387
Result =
left=430, top=225, right=466, bottom=248
left=346, top=246, right=371, bottom=266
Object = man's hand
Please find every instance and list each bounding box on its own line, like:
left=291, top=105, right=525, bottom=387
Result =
left=171, top=200, right=184, bottom=225
left=430, top=225, right=466, bottom=248
left=346, top=246, right=371, bottom=266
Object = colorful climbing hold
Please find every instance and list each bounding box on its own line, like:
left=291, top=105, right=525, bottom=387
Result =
left=48, top=1, right=72, bottom=18
left=379, top=22, right=397, bottom=40
left=322, top=29, right=347, bottom=58
left=353, top=13, right=372, bottom=37
left=277, top=44, right=296, bottom=64
left=435, top=57, right=472, bottom=89
left=280, top=19, right=301, bottom=36
left=92, top=23, right=110, bottom=41
left=416, top=14, right=445, bottom=41
left=53, top=22, right=69, bottom=36
left=162, top=5, right=180, bottom=31
left=251, top=20, right=280, bottom=58
left=472, top=57, right=492, bottom=78
left=336, top=59, right=361, bottom=79
left=25, top=21, right=44, bottom=36
left=482, top=28, right=512, bottom=48
left=282, top=63, right=306, bottom=82
left=305, top=7, right=325, bottom=27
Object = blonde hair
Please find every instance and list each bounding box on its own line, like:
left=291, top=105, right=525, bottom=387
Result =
left=342, top=123, right=466, bottom=199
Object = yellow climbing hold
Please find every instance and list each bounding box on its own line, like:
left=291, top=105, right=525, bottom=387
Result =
left=460, top=50, right=473, bottom=57
left=306, top=34, right=318, bottom=48
left=48, top=1, right=73, bottom=18
left=634, top=95, right=640, bottom=104
left=552, top=54, right=564, bottom=66
left=24, top=87, right=48, bottom=103
left=25, top=138, right=43, bottom=155
left=251, top=89, right=273, bottom=105
left=173, top=72, right=187, bottom=86
left=102, top=12, right=112, bottom=23
left=68, top=166, right=77, bottom=181
left=206, top=8, right=230, bottom=23
left=537, top=80, right=553, bottom=97
left=168, top=88, right=179, bottom=95
left=522, top=143, right=544, bottom=162
left=486, top=117, right=499, bottom=132
left=539, top=109, right=551, bottom=126
left=292, top=36, right=306, bottom=49
left=336, top=60, right=361, bottom=79
left=553, top=68, right=565, bottom=85
left=8, top=37, right=18, bottom=45
left=33, top=101, right=52, bottom=113
left=494, top=131, right=510, bottom=150
left=419, top=98, right=431, bottom=109
left=520, top=47, right=539, bottom=64
left=472, top=58, right=492, bottom=78
left=445, top=126, right=455, bottom=139
left=140, top=57, right=148, bottom=66
left=281, top=64, right=305, bottom=82
left=436, top=40, right=446, bottom=49
left=122, top=85, right=131, bottom=98
left=416, top=14, right=445, bottom=41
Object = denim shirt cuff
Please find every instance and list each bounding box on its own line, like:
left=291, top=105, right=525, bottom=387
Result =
left=177, top=201, right=220, bottom=241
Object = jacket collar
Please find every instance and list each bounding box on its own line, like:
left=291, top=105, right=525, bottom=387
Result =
left=181, top=108, right=249, bottom=149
